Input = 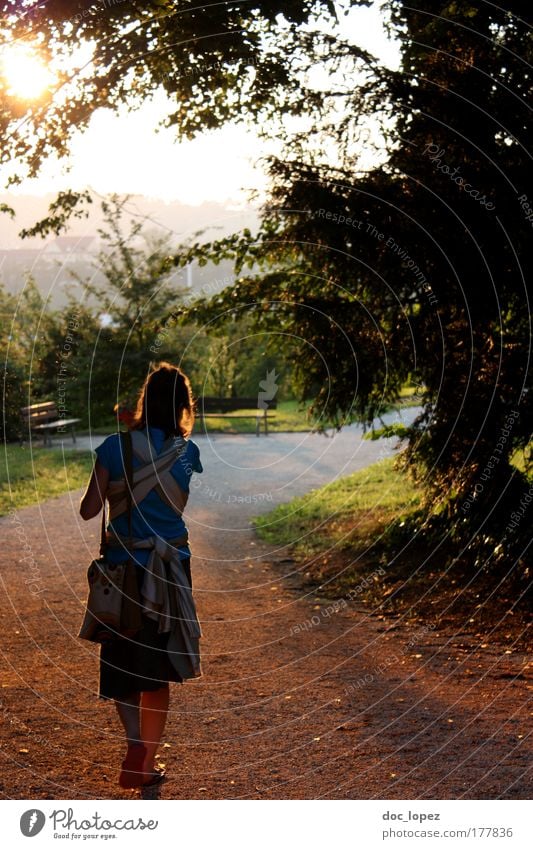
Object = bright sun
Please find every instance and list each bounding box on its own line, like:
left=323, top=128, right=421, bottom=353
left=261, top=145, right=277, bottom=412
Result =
left=1, top=43, right=56, bottom=100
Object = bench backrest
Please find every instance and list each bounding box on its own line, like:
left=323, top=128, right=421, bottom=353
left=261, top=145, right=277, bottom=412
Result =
left=198, top=396, right=278, bottom=413
left=21, top=401, right=58, bottom=426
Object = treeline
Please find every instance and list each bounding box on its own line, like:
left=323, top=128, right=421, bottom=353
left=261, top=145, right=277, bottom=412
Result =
left=1, top=197, right=293, bottom=440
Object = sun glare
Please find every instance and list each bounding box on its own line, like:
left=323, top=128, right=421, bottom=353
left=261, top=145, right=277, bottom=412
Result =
left=1, top=42, right=56, bottom=100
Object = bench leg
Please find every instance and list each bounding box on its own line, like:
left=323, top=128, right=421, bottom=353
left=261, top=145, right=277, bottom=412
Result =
left=255, top=410, right=269, bottom=436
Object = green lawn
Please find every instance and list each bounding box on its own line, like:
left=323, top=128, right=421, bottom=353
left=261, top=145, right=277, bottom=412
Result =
left=253, top=448, right=531, bottom=564
left=0, top=444, right=94, bottom=515
left=253, top=454, right=531, bottom=649
left=193, top=399, right=322, bottom=434
left=254, top=456, right=422, bottom=559
left=193, top=395, right=421, bottom=434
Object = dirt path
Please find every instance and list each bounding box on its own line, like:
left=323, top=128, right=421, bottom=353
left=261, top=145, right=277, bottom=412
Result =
left=0, top=442, right=531, bottom=799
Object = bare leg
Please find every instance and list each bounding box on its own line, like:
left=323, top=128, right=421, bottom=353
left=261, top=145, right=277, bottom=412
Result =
left=115, top=692, right=149, bottom=787
left=115, top=692, right=142, bottom=744
left=140, top=685, right=170, bottom=775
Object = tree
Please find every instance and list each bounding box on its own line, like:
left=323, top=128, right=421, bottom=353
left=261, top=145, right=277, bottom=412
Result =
left=67, top=194, right=189, bottom=412
left=198, top=314, right=285, bottom=399
left=0, top=283, right=27, bottom=441
left=0, top=0, right=345, bottom=218
left=85, top=195, right=185, bottom=344
left=0, top=276, right=57, bottom=439
left=1, top=1, right=531, bottom=567
left=172, top=2, right=532, bottom=565
left=150, top=311, right=293, bottom=401
left=25, top=195, right=189, bottom=430
left=36, top=298, right=113, bottom=428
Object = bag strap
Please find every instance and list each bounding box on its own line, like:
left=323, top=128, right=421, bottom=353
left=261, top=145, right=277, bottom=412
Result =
left=123, top=429, right=134, bottom=554
left=99, top=430, right=134, bottom=557
left=99, top=501, right=107, bottom=557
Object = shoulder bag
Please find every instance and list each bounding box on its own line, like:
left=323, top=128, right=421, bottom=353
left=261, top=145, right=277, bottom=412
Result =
left=78, top=430, right=141, bottom=643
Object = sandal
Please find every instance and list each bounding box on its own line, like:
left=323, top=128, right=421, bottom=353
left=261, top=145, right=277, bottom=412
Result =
left=142, top=768, right=166, bottom=788
left=119, top=743, right=147, bottom=789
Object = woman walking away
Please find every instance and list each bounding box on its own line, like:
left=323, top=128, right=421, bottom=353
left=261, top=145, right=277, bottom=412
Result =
left=80, top=362, right=203, bottom=790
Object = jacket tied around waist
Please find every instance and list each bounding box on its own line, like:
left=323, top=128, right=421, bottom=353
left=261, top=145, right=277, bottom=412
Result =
left=106, top=530, right=202, bottom=681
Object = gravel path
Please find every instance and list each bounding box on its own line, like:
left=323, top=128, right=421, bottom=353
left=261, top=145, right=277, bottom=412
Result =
left=0, top=422, right=530, bottom=799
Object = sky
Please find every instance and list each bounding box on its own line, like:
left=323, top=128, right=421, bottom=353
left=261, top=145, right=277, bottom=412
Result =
left=2, top=1, right=400, bottom=208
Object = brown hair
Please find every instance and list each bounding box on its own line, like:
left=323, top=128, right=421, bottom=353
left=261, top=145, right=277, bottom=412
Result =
left=131, top=362, right=195, bottom=438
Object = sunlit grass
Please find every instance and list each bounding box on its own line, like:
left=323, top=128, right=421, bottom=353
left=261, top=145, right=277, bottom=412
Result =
left=0, top=444, right=94, bottom=515
left=510, top=443, right=532, bottom=476
left=193, top=399, right=322, bottom=434
left=254, top=456, right=422, bottom=557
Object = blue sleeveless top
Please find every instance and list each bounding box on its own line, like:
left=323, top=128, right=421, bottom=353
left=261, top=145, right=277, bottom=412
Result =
left=95, top=426, right=203, bottom=566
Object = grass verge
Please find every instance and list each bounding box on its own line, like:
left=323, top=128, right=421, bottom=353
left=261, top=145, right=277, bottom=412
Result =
left=194, top=399, right=323, bottom=434
left=255, top=457, right=421, bottom=555
left=254, top=456, right=531, bottom=648
left=194, top=396, right=422, bottom=434
left=0, top=444, right=94, bottom=515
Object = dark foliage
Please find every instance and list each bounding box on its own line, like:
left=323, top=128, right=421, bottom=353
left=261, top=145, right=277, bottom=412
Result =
left=174, top=2, right=532, bottom=568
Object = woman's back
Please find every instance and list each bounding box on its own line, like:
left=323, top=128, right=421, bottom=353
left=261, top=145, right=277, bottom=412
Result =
left=95, top=425, right=203, bottom=564
left=79, top=361, right=203, bottom=786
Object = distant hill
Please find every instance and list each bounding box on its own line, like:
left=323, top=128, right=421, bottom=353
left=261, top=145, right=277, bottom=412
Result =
left=0, top=193, right=260, bottom=308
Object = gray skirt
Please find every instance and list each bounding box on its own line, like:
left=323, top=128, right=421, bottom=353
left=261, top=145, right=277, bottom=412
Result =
left=98, top=557, right=192, bottom=700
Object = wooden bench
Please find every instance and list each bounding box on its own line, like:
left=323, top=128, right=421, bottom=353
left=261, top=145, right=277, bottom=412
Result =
left=21, top=401, right=81, bottom=447
left=195, top=397, right=277, bottom=436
